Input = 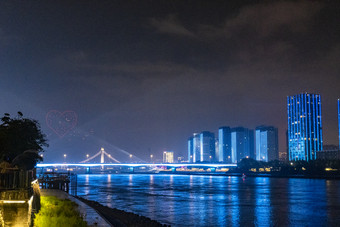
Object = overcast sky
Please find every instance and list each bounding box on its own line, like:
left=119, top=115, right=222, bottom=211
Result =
left=0, top=0, right=339, bottom=163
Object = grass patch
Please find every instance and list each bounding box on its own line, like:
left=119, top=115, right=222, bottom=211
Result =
left=34, top=196, right=87, bottom=227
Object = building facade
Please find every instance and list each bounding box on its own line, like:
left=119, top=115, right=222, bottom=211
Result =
left=200, top=131, right=216, bottom=162
left=163, top=151, right=174, bottom=163
left=287, top=93, right=323, bottom=161
left=218, top=126, right=232, bottom=163
left=255, top=126, right=279, bottom=162
left=316, top=145, right=340, bottom=160
left=338, top=99, right=340, bottom=148
left=188, top=137, right=193, bottom=163
left=231, top=127, right=254, bottom=163
left=215, top=138, right=219, bottom=163
left=192, top=133, right=201, bottom=163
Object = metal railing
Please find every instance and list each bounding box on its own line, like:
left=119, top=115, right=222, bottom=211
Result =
left=0, top=170, right=34, bottom=190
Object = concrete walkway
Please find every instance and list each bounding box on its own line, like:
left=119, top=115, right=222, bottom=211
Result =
left=40, top=189, right=111, bottom=227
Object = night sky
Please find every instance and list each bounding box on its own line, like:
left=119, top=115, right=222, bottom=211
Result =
left=0, top=1, right=339, bottom=163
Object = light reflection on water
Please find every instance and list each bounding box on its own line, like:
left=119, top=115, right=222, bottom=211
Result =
left=77, top=174, right=340, bottom=226
left=254, top=177, right=271, bottom=226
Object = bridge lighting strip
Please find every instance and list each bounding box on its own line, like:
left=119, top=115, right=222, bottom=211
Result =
left=36, top=163, right=237, bottom=168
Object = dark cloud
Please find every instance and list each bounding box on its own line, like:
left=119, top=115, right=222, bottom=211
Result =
left=149, top=1, right=323, bottom=40
left=219, top=1, right=322, bottom=38
left=149, top=14, right=196, bottom=38
left=0, top=1, right=339, bottom=162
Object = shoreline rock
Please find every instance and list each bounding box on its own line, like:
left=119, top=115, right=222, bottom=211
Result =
left=76, top=196, right=170, bottom=227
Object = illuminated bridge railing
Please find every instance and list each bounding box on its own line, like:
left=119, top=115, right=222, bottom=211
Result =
left=36, top=163, right=237, bottom=168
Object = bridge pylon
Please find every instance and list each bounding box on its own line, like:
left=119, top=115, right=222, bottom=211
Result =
left=80, top=147, right=120, bottom=164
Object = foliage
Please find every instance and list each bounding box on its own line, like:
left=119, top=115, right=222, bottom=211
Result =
left=0, top=112, right=48, bottom=169
left=11, top=150, right=43, bottom=170
left=34, top=196, right=87, bottom=227
left=237, top=158, right=261, bottom=171
left=237, top=157, right=340, bottom=175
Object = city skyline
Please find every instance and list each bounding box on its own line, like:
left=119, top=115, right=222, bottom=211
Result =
left=0, top=1, right=339, bottom=162
left=187, top=93, right=340, bottom=164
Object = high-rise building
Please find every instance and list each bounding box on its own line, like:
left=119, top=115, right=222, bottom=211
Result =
left=287, top=93, right=323, bottom=161
left=231, top=127, right=254, bottom=163
left=218, top=127, right=232, bottom=163
left=163, top=151, right=174, bottom=163
left=338, top=99, right=340, bottom=148
left=200, top=131, right=215, bottom=162
left=215, top=138, right=219, bottom=162
left=193, top=133, right=200, bottom=163
left=255, top=126, right=278, bottom=162
left=316, top=145, right=340, bottom=160
left=188, top=137, right=193, bottom=163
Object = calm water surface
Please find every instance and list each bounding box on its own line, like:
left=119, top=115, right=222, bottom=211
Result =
left=77, top=174, right=340, bottom=226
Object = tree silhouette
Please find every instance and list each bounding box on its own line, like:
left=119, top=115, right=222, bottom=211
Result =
left=238, top=158, right=261, bottom=172
left=0, top=112, right=48, bottom=170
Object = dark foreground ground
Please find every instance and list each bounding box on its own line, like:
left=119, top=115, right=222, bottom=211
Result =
left=76, top=197, right=169, bottom=227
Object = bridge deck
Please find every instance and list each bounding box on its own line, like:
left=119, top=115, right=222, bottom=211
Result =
left=37, top=163, right=237, bottom=168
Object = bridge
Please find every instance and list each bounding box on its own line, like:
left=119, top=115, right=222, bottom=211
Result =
left=37, top=163, right=237, bottom=168
left=36, top=147, right=237, bottom=172
left=36, top=163, right=237, bottom=174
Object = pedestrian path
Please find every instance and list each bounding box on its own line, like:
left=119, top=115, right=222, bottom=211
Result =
left=40, top=189, right=111, bottom=227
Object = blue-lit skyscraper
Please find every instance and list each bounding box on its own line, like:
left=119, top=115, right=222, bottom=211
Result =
left=287, top=93, right=323, bottom=161
left=338, top=99, right=340, bottom=148
left=255, top=126, right=278, bottom=162
left=188, top=137, right=193, bottom=163
left=231, top=127, right=254, bottom=163
left=192, top=133, right=201, bottom=163
left=218, top=127, right=232, bottom=163
left=200, top=131, right=215, bottom=162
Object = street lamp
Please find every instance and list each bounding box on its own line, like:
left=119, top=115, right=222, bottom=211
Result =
left=64, top=154, right=67, bottom=163
left=150, top=154, right=153, bottom=163
left=86, top=154, right=89, bottom=158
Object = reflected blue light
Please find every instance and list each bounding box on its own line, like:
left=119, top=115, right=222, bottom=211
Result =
left=129, top=174, right=133, bottom=186
left=225, top=177, right=240, bottom=227
left=75, top=174, right=339, bottom=226
left=288, top=179, right=328, bottom=225
left=255, top=178, right=271, bottom=226
left=107, top=174, right=111, bottom=184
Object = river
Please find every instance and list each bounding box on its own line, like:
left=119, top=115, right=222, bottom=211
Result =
left=76, top=174, right=340, bottom=226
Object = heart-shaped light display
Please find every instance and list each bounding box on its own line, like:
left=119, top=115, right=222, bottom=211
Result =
left=46, top=110, right=78, bottom=137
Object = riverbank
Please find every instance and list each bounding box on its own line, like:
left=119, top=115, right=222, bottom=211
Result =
left=76, top=197, right=169, bottom=227
left=40, top=189, right=111, bottom=226
left=243, top=172, right=340, bottom=180
left=34, top=195, right=87, bottom=227
left=120, top=171, right=340, bottom=180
